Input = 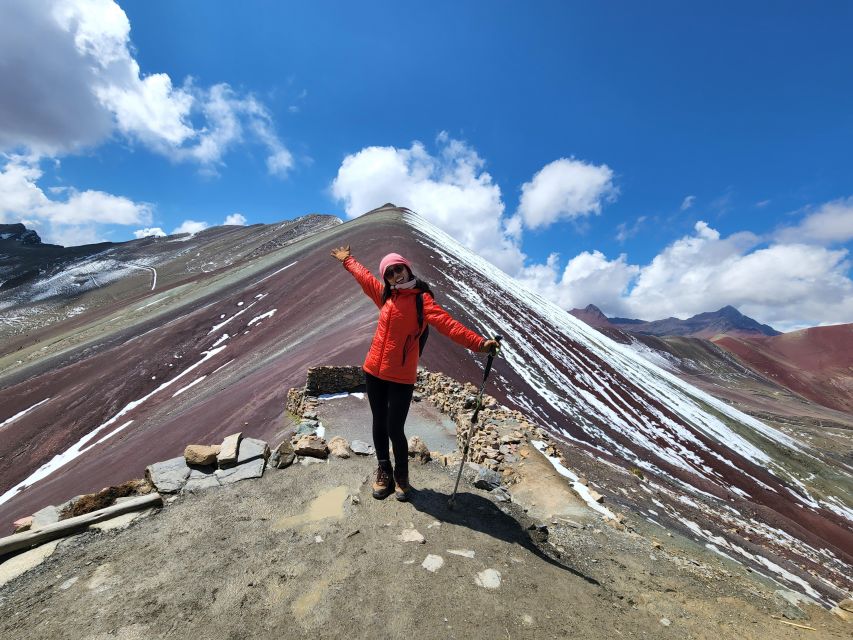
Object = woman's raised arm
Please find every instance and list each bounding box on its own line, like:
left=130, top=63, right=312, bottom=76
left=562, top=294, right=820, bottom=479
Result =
left=332, top=246, right=383, bottom=308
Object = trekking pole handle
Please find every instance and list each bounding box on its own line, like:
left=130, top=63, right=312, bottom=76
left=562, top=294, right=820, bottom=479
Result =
left=483, top=335, right=503, bottom=380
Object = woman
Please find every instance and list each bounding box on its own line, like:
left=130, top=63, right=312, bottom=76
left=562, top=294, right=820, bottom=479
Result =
left=331, top=245, right=499, bottom=501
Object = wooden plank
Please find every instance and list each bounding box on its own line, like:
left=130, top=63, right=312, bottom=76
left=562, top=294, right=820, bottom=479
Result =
left=771, top=617, right=817, bottom=631
left=0, top=493, right=162, bottom=556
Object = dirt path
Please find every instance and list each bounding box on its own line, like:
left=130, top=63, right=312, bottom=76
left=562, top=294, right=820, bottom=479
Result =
left=1, top=454, right=849, bottom=639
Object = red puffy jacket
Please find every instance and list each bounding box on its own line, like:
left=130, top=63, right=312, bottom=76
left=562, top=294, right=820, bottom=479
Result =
left=344, top=256, right=485, bottom=384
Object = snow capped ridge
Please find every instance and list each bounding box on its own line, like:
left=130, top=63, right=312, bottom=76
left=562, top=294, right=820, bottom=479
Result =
left=404, top=211, right=802, bottom=463
left=404, top=210, right=851, bottom=601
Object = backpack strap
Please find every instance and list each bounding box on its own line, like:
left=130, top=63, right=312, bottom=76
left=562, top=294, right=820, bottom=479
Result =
left=415, top=292, right=430, bottom=355
left=416, top=292, right=424, bottom=332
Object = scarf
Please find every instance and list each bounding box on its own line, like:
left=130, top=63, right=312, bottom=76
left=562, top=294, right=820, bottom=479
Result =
left=390, top=278, right=417, bottom=290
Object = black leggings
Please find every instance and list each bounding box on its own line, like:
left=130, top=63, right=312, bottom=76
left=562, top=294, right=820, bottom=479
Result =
left=365, top=372, right=414, bottom=474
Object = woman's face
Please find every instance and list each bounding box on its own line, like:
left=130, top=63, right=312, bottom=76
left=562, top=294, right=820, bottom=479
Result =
left=384, top=263, right=411, bottom=285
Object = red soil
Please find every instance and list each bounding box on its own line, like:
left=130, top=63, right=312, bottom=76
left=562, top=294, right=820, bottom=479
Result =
left=714, top=324, right=853, bottom=414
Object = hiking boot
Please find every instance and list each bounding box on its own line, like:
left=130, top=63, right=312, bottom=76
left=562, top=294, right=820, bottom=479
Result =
left=394, top=467, right=411, bottom=502
left=372, top=461, right=395, bottom=500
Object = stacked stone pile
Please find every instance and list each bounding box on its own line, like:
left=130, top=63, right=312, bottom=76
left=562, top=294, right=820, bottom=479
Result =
left=145, top=432, right=270, bottom=494
left=414, top=370, right=554, bottom=482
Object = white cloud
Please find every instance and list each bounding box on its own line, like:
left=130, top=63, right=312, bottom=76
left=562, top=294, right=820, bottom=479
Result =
left=680, top=195, right=696, bottom=211
left=223, top=213, right=247, bottom=226
left=54, top=224, right=104, bottom=246
left=40, top=188, right=151, bottom=225
left=331, top=135, right=852, bottom=330
left=775, top=198, right=853, bottom=245
left=331, top=133, right=525, bottom=273
left=172, top=220, right=209, bottom=236
left=0, top=155, right=152, bottom=245
left=516, top=251, right=639, bottom=312
left=265, top=148, right=294, bottom=178
left=0, top=0, right=292, bottom=176
left=517, top=158, right=616, bottom=230
left=615, top=216, right=646, bottom=243
left=134, top=227, right=165, bottom=239
left=533, top=219, right=853, bottom=331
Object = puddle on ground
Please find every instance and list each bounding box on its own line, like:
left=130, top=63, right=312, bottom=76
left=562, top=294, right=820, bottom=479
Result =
left=271, top=485, right=349, bottom=531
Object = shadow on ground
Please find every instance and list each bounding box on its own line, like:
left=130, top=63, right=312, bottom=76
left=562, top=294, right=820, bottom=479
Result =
left=408, top=486, right=601, bottom=586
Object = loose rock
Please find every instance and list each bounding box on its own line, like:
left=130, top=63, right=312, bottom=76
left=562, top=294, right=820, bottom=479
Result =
left=272, top=440, right=296, bottom=468
left=831, top=605, right=852, bottom=622
left=587, top=489, right=604, bottom=503
left=216, top=458, right=266, bottom=484
left=491, top=486, right=511, bottom=502
left=474, top=468, right=502, bottom=491
left=328, top=436, right=352, bottom=458
left=217, top=433, right=242, bottom=467
left=351, top=440, right=374, bottom=456
left=774, top=590, right=810, bottom=621
left=398, top=528, right=425, bottom=544
left=475, top=569, right=501, bottom=589
left=294, top=420, right=319, bottom=438
left=30, top=505, right=61, bottom=530
left=183, top=467, right=219, bottom=492
left=237, top=438, right=270, bottom=464
left=145, top=457, right=191, bottom=493
left=294, top=435, right=329, bottom=459
left=184, top=444, right=220, bottom=466
left=13, top=516, right=33, bottom=533
left=407, top=436, right=431, bottom=463
left=421, top=554, right=444, bottom=572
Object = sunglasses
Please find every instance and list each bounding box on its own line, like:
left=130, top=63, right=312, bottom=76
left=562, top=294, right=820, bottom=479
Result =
left=384, top=264, right=408, bottom=278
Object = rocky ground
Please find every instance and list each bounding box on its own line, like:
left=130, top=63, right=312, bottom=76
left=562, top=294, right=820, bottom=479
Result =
left=1, top=451, right=850, bottom=640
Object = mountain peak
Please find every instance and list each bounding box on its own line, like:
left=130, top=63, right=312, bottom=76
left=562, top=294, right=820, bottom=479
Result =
left=0, top=223, right=42, bottom=246
left=602, top=305, right=779, bottom=337
left=569, top=304, right=612, bottom=327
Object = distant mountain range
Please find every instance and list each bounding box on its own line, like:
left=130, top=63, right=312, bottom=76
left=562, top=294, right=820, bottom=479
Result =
left=569, top=303, right=781, bottom=338
left=570, top=303, right=853, bottom=416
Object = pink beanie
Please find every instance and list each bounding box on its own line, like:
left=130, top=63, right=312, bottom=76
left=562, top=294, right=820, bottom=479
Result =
left=379, top=253, right=413, bottom=278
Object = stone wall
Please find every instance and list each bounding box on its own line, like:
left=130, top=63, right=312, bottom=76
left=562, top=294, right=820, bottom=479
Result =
left=286, top=366, right=558, bottom=484
left=306, top=365, right=365, bottom=395
left=415, top=370, right=553, bottom=483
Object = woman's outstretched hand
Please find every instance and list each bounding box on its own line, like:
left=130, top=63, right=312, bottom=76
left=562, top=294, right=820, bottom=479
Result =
left=480, top=339, right=500, bottom=354
left=331, top=245, right=351, bottom=262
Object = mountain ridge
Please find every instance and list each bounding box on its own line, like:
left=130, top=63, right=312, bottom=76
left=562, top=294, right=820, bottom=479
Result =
left=571, top=304, right=781, bottom=338
left=0, top=206, right=849, bottom=605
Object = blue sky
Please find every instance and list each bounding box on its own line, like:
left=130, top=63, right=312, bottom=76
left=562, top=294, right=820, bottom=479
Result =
left=1, top=1, right=851, bottom=329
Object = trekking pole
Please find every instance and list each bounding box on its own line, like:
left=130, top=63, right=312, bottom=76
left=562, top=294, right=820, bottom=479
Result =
left=448, top=335, right=503, bottom=509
